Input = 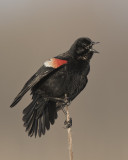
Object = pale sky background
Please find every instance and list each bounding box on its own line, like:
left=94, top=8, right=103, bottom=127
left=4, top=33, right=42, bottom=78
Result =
left=0, top=0, right=128, bottom=160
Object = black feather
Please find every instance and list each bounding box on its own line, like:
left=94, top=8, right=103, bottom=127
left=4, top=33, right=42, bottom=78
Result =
left=22, top=105, right=35, bottom=122
left=45, top=107, right=50, bottom=130
left=36, top=101, right=46, bottom=119
left=42, top=113, right=45, bottom=135
left=48, top=102, right=56, bottom=125
left=23, top=96, right=38, bottom=114
left=38, top=117, right=42, bottom=137
left=22, top=96, right=48, bottom=137
left=34, top=119, right=38, bottom=137
left=28, top=112, right=36, bottom=137
left=54, top=111, right=58, bottom=119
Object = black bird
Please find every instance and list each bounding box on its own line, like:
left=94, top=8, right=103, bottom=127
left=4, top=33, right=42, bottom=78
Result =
left=10, top=37, right=99, bottom=137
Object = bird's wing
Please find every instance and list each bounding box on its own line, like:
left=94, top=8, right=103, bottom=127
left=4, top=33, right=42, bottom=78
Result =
left=10, top=58, right=68, bottom=107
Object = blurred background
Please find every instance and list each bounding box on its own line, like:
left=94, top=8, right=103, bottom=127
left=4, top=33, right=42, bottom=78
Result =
left=0, top=0, right=128, bottom=160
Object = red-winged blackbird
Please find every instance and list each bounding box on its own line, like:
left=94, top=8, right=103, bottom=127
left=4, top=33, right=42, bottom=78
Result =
left=10, top=37, right=99, bottom=137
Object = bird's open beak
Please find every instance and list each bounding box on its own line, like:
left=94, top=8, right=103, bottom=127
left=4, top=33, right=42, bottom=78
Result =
left=90, top=48, right=99, bottom=53
left=92, top=42, right=100, bottom=45
left=91, top=41, right=100, bottom=53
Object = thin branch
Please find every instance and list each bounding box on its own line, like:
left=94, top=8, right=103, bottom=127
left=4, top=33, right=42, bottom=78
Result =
left=66, top=106, right=73, bottom=160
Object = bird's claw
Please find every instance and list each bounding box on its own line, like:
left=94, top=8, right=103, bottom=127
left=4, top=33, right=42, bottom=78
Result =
left=63, top=96, right=71, bottom=107
left=64, top=117, right=72, bottom=128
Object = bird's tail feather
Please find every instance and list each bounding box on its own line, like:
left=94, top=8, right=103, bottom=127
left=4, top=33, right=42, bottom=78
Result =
left=23, top=96, right=58, bottom=137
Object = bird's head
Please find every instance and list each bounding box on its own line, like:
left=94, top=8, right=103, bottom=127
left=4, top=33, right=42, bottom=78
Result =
left=70, top=37, right=99, bottom=61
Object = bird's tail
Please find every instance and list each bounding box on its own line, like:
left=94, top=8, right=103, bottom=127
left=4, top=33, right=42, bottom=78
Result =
left=23, top=95, right=58, bottom=137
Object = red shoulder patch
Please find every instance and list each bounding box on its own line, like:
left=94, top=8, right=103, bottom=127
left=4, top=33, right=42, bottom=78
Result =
left=44, top=58, right=68, bottom=68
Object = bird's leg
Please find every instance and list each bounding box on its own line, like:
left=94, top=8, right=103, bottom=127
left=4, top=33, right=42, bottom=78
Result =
left=36, top=90, right=70, bottom=105
left=45, top=97, right=65, bottom=102
left=45, top=94, right=71, bottom=106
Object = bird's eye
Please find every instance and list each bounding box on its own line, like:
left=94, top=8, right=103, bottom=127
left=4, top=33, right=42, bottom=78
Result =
left=85, top=44, right=92, bottom=49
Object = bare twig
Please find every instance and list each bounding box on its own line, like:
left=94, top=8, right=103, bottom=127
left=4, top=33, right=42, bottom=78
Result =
left=66, top=106, right=73, bottom=160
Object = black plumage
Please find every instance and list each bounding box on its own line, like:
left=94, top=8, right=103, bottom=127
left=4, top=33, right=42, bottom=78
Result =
left=10, top=37, right=99, bottom=137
